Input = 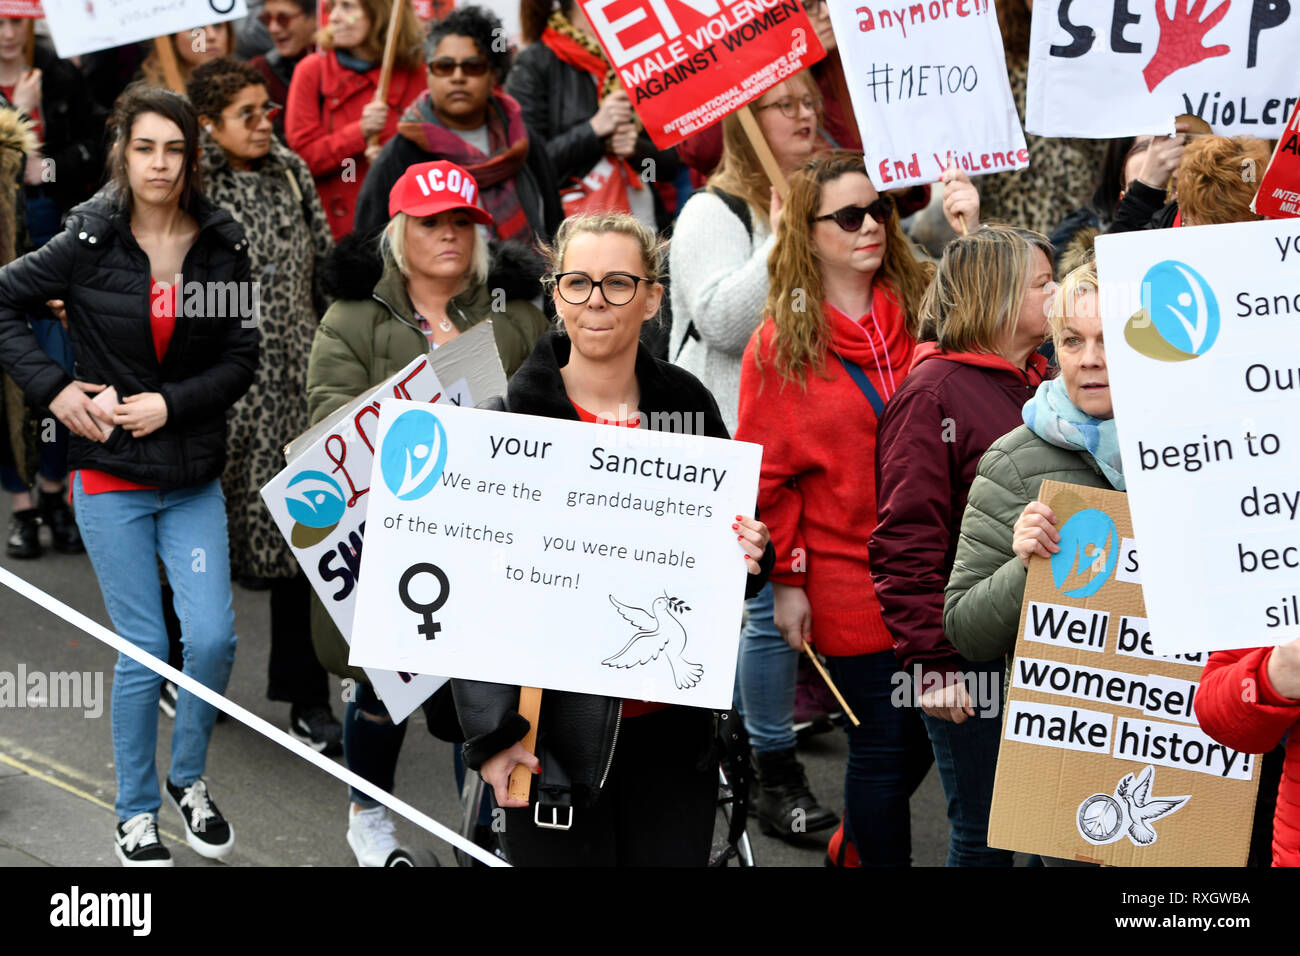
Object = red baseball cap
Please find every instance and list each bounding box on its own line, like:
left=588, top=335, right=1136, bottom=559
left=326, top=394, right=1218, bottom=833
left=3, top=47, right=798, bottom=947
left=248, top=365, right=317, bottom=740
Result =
left=387, top=160, right=494, bottom=225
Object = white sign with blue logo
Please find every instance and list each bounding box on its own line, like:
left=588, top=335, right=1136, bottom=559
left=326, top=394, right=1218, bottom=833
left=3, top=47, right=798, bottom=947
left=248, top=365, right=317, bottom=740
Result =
left=1097, top=218, right=1300, bottom=655
left=348, top=399, right=763, bottom=709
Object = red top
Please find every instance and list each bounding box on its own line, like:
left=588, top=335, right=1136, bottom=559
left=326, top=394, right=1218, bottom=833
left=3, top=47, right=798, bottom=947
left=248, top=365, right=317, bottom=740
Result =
left=736, top=286, right=916, bottom=657
left=78, top=281, right=178, bottom=495
left=571, top=398, right=666, bottom=718
left=1195, top=647, right=1300, bottom=867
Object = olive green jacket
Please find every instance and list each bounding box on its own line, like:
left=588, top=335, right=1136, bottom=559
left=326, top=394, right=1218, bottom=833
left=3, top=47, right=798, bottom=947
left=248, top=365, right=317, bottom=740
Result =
left=304, top=259, right=548, bottom=682
left=943, top=425, right=1116, bottom=664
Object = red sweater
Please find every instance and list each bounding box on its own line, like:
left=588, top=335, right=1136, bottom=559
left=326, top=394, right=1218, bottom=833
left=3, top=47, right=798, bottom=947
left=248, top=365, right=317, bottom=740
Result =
left=735, top=287, right=914, bottom=657
left=1195, top=646, right=1300, bottom=866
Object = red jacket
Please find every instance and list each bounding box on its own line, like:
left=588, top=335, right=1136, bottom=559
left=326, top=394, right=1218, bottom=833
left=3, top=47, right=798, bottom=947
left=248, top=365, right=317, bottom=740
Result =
left=735, top=290, right=914, bottom=658
left=1196, top=647, right=1300, bottom=867
left=869, top=344, right=1050, bottom=682
left=285, top=50, right=424, bottom=239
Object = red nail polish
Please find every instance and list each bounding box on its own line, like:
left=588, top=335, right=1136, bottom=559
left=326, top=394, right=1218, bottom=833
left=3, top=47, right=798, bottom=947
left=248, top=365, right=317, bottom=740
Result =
left=731, top=522, right=739, bottom=530
left=734, top=515, right=742, bottom=521
left=737, top=535, right=744, bottom=541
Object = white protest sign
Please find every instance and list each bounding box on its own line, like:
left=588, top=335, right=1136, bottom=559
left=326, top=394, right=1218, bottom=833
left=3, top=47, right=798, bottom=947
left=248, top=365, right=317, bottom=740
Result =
left=1096, top=219, right=1300, bottom=656
left=828, top=1, right=1028, bottom=189
left=41, top=0, right=248, bottom=59
left=349, top=400, right=762, bottom=709
left=260, top=323, right=507, bottom=721
left=1026, top=0, right=1300, bottom=138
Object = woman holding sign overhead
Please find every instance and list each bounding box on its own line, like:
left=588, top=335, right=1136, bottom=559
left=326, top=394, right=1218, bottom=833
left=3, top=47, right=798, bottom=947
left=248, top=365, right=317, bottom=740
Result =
left=452, top=212, right=773, bottom=867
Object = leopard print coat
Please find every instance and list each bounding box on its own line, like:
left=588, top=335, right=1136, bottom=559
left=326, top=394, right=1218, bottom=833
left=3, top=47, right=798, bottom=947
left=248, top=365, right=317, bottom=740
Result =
left=205, top=135, right=334, bottom=579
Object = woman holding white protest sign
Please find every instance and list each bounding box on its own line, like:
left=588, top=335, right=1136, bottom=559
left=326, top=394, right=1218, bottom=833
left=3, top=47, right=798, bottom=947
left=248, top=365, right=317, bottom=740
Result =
left=452, top=211, right=773, bottom=867
left=305, top=159, right=547, bottom=866
left=735, top=150, right=934, bottom=866
left=0, top=84, right=256, bottom=865
left=870, top=223, right=1056, bottom=867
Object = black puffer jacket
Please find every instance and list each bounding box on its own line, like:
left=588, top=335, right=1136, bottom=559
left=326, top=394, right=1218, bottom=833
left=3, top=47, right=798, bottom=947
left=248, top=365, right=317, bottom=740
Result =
left=0, top=191, right=257, bottom=488
left=453, top=332, right=772, bottom=812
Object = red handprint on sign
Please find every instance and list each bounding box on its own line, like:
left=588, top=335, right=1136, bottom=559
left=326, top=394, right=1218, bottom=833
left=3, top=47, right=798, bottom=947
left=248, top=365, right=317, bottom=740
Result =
left=1143, top=0, right=1233, bottom=92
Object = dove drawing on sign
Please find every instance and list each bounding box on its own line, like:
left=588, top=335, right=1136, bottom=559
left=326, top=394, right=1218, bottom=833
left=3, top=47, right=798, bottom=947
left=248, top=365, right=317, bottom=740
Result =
left=1115, top=766, right=1189, bottom=846
left=604, top=594, right=702, bottom=690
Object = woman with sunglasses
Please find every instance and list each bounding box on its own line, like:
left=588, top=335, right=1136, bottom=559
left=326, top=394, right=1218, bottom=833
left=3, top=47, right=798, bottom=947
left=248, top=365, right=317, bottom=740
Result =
left=187, top=57, right=342, bottom=752
left=667, top=70, right=835, bottom=843
left=248, top=0, right=320, bottom=141
left=453, top=212, right=772, bottom=866
left=735, top=150, right=936, bottom=865
left=353, top=4, right=561, bottom=242
left=285, top=0, right=425, bottom=239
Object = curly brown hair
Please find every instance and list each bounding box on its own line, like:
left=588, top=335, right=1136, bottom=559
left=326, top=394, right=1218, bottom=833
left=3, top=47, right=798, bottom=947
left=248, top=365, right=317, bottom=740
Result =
left=1176, top=135, right=1273, bottom=226
left=187, top=57, right=266, bottom=124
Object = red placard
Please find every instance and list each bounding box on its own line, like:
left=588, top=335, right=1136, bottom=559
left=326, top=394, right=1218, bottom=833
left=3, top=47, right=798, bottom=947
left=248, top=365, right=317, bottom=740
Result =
left=1253, top=98, right=1300, bottom=219
left=0, top=0, right=42, bottom=17
left=578, top=0, right=825, bottom=150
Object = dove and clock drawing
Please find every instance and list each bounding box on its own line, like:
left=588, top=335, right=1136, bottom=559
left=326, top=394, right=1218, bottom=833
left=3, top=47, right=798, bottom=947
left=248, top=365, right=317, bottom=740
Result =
left=604, top=594, right=703, bottom=690
left=1076, top=765, right=1189, bottom=847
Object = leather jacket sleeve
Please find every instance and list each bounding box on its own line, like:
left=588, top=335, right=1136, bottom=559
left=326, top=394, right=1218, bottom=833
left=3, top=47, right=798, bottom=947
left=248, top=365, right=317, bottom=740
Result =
left=451, top=678, right=530, bottom=771
left=0, top=226, right=77, bottom=407
left=506, top=47, right=604, bottom=185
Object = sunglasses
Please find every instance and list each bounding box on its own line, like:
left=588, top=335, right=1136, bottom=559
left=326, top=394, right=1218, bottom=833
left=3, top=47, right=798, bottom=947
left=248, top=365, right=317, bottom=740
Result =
left=429, top=57, right=490, bottom=78
left=257, top=9, right=304, bottom=29
left=226, top=101, right=282, bottom=131
left=812, top=196, right=894, bottom=232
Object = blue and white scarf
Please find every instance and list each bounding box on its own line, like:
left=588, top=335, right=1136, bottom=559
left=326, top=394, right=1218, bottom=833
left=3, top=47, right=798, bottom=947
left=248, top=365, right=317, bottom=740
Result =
left=1022, top=378, right=1126, bottom=491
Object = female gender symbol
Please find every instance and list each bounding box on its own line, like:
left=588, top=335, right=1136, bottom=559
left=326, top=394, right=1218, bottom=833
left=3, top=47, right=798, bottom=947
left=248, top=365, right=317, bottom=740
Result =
left=398, top=563, right=450, bottom=640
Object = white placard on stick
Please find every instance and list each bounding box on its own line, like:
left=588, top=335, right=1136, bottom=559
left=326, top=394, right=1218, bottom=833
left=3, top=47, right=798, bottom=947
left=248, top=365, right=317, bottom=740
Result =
left=42, top=0, right=247, bottom=59
left=1095, top=219, right=1300, bottom=657
left=1026, top=0, right=1300, bottom=138
left=259, top=323, right=507, bottom=721
left=349, top=400, right=763, bottom=710
left=827, top=1, right=1027, bottom=190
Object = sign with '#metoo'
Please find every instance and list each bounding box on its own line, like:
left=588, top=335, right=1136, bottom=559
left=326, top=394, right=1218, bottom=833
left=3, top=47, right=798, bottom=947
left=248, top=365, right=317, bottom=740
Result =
left=349, top=400, right=762, bottom=709
left=828, top=0, right=1028, bottom=190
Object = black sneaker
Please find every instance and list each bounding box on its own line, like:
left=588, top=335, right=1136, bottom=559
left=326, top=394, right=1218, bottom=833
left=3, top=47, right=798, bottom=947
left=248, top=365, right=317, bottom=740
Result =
left=6, top=508, right=41, bottom=559
left=114, top=812, right=173, bottom=867
left=38, top=489, right=83, bottom=554
left=159, top=681, right=178, bottom=719
left=290, top=703, right=343, bottom=756
left=165, top=777, right=234, bottom=859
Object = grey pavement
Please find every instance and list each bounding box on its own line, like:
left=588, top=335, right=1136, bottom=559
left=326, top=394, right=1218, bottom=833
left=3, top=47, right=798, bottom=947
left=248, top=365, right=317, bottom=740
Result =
left=0, top=496, right=955, bottom=868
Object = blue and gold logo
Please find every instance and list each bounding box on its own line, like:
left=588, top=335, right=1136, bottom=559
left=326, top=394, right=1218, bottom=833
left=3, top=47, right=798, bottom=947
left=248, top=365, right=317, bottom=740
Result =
left=1052, top=508, right=1118, bottom=599
left=1125, top=260, right=1220, bottom=362
left=284, top=470, right=346, bottom=548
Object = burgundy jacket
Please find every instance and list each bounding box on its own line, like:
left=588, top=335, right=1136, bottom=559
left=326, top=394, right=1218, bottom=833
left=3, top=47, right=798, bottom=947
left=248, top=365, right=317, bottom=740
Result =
left=869, top=343, right=1051, bottom=682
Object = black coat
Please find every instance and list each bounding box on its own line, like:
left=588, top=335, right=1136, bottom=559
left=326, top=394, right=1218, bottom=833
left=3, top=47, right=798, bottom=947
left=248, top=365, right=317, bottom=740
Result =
left=0, top=191, right=257, bottom=488
left=505, top=43, right=680, bottom=230
left=352, top=94, right=563, bottom=241
left=452, top=332, right=772, bottom=812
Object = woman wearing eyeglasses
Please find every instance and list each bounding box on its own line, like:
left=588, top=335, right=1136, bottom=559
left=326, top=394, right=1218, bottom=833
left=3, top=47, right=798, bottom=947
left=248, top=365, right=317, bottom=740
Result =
left=667, top=70, right=834, bottom=843
left=285, top=0, right=425, bottom=239
left=187, top=57, right=342, bottom=751
left=248, top=0, right=319, bottom=141
left=735, top=150, right=936, bottom=866
left=353, top=5, right=561, bottom=242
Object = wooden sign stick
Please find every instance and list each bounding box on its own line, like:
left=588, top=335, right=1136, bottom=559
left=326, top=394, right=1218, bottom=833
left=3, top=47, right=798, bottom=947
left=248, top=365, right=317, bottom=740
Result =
left=22, top=18, right=33, bottom=70
left=803, top=643, right=860, bottom=727
left=736, top=104, right=789, bottom=201
left=152, top=36, right=185, bottom=93
left=369, top=0, right=405, bottom=148
left=507, top=685, right=543, bottom=803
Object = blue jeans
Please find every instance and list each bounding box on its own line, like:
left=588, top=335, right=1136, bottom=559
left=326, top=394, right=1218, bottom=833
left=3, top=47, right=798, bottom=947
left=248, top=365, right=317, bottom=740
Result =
left=74, top=475, right=238, bottom=821
left=918, top=659, right=1014, bottom=867
left=824, top=650, right=933, bottom=867
left=737, top=583, right=797, bottom=754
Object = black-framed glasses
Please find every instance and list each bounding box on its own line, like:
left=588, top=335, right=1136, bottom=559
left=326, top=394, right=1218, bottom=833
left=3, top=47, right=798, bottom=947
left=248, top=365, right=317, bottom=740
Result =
left=553, top=272, right=652, bottom=306
left=753, top=94, right=818, bottom=120
left=429, top=56, right=490, bottom=78
left=226, top=101, right=281, bottom=131
left=813, top=196, right=894, bottom=232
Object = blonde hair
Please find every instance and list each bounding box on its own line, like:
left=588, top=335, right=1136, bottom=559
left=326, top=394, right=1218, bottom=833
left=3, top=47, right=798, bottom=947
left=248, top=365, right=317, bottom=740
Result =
left=922, top=224, right=1053, bottom=354
left=540, top=213, right=667, bottom=331
left=760, top=151, right=933, bottom=388
left=319, top=0, right=424, bottom=70
left=1049, top=262, right=1099, bottom=350
left=709, top=70, right=823, bottom=231
left=381, top=211, right=489, bottom=288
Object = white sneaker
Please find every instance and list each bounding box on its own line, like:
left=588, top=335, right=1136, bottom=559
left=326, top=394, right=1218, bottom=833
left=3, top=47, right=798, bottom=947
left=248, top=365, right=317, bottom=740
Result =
left=346, top=804, right=398, bottom=866
left=114, top=812, right=174, bottom=867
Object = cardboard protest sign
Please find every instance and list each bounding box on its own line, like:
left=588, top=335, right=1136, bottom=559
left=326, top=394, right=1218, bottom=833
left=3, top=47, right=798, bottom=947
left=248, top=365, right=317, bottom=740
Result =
left=1095, top=219, right=1300, bottom=656
left=826, top=1, right=1027, bottom=190
left=987, top=481, right=1259, bottom=866
left=575, top=0, right=825, bottom=150
left=349, top=400, right=762, bottom=709
left=1252, top=98, right=1300, bottom=218
left=0, top=0, right=42, bottom=17
left=1026, top=0, right=1300, bottom=138
left=41, top=0, right=247, bottom=59
left=260, top=323, right=507, bottom=721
